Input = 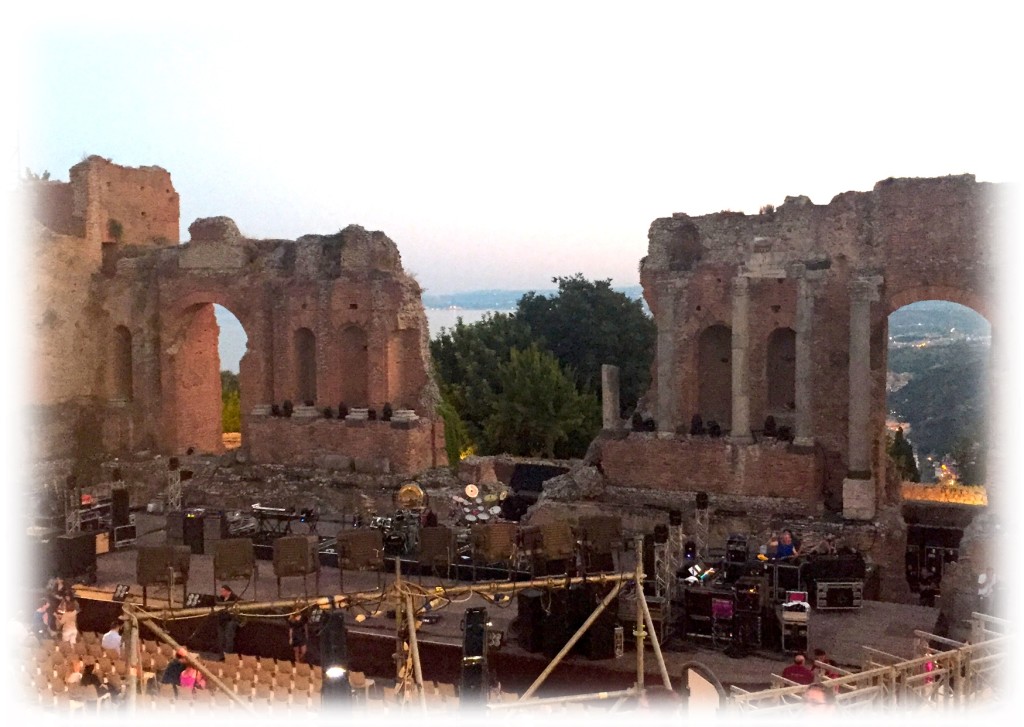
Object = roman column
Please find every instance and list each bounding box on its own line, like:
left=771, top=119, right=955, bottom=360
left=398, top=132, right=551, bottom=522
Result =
left=730, top=276, right=752, bottom=442
left=793, top=269, right=815, bottom=448
left=656, top=282, right=677, bottom=433
left=843, top=276, right=881, bottom=520
left=601, top=364, right=622, bottom=430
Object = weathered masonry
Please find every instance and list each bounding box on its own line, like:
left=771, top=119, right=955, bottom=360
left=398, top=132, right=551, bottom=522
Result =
left=25, top=156, right=445, bottom=474
left=596, top=175, right=1001, bottom=519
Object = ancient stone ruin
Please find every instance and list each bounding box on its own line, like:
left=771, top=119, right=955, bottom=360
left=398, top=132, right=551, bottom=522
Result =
left=24, top=156, right=444, bottom=475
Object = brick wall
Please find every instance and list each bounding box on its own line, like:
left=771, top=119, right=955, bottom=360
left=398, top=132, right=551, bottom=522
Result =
left=598, top=434, right=820, bottom=502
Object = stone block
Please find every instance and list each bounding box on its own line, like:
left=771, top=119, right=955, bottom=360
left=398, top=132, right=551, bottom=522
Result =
left=317, top=454, right=353, bottom=471
left=353, top=457, right=390, bottom=475
left=842, top=477, right=876, bottom=521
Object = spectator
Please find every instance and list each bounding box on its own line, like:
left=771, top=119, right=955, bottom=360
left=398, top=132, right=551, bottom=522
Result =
left=803, top=684, right=836, bottom=712
left=32, top=600, right=54, bottom=641
left=57, top=594, right=79, bottom=645
left=288, top=610, right=309, bottom=664
left=775, top=530, right=800, bottom=560
left=101, top=621, right=122, bottom=657
left=919, top=567, right=939, bottom=607
left=65, top=659, right=84, bottom=686
left=180, top=663, right=207, bottom=691
left=217, top=585, right=240, bottom=655
left=812, top=648, right=840, bottom=681
left=781, top=653, right=815, bottom=685
left=160, top=649, right=189, bottom=696
left=80, top=662, right=114, bottom=700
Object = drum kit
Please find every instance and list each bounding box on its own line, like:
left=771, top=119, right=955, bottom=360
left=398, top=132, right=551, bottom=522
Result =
left=452, top=483, right=506, bottom=524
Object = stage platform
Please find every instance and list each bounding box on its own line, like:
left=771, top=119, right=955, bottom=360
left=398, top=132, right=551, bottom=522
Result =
left=47, top=513, right=941, bottom=695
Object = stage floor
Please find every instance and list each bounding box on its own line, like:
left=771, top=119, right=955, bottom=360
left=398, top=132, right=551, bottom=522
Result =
left=63, top=513, right=941, bottom=691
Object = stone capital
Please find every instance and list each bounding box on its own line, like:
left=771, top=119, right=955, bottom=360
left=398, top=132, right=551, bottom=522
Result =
left=849, top=275, right=883, bottom=302
left=732, top=275, right=750, bottom=296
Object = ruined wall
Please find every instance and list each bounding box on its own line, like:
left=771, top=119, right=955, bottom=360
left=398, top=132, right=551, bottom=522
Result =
left=28, top=159, right=443, bottom=474
left=599, top=434, right=820, bottom=504
left=628, top=175, right=999, bottom=517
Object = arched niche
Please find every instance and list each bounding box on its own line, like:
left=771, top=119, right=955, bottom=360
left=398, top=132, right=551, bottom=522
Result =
left=697, top=324, right=732, bottom=429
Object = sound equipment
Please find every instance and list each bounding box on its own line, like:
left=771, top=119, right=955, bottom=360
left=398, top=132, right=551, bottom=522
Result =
left=654, top=524, right=669, bottom=544
left=272, top=535, right=320, bottom=577
left=337, top=529, right=384, bottom=570
left=113, top=524, right=136, bottom=549
left=516, top=588, right=546, bottom=653
left=578, top=515, right=622, bottom=555
left=579, top=583, right=618, bottom=660
left=669, top=509, right=683, bottom=526
left=460, top=607, right=489, bottom=703
left=136, top=545, right=191, bottom=594
left=726, top=534, right=748, bottom=563
left=815, top=581, right=863, bottom=610
left=183, top=511, right=205, bottom=554
left=184, top=592, right=217, bottom=608
left=418, top=526, right=454, bottom=568
left=539, top=522, right=575, bottom=560
left=214, top=538, right=255, bottom=581
left=735, top=575, right=766, bottom=613
left=541, top=589, right=572, bottom=659
left=642, top=534, right=655, bottom=579
left=203, top=512, right=229, bottom=543
left=112, top=584, right=131, bottom=602
left=165, top=510, right=185, bottom=545
left=111, top=488, right=130, bottom=528
left=55, top=531, right=97, bottom=581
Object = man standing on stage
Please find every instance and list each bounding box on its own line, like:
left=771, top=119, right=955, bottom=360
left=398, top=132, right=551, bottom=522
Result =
left=217, top=585, right=240, bottom=656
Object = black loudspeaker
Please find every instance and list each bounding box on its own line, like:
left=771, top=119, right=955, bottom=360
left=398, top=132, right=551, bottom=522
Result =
left=338, top=529, right=384, bottom=570
left=654, top=524, right=669, bottom=544
left=111, top=488, right=130, bottom=529
left=56, top=531, right=97, bottom=580
left=165, top=511, right=184, bottom=545
left=669, top=509, right=683, bottom=526
left=517, top=588, right=545, bottom=653
left=579, top=583, right=617, bottom=660
left=273, top=535, right=320, bottom=577
left=214, top=538, right=255, bottom=581
left=541, top=589, right=572, bottom=659
left=183, top=512, right=205, bottom=555
left=320, top=609, right=349, bottom=667
left=460, top=607, right=489, bottom=704
left=642, top=534, right=655, bottom=579
left=735, top=576, right=766, bottom=612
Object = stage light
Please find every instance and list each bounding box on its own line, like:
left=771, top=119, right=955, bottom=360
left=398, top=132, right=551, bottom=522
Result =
left=325, top=666, right=347, bottom=679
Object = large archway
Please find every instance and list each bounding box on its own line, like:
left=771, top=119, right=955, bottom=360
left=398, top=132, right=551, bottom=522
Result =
left=164, top=299, right=251, bottom=454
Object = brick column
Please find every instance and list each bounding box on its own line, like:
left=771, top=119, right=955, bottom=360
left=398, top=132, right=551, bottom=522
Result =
left=843, top=276, right=881, bottom=520
left=793, top=270, right=815, bottom=448
left=656, top=282, right=677, bottom=433
left=730, top=276, right=752, bottom=442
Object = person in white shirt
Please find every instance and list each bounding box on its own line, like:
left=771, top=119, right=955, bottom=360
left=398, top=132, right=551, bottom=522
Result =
left=977, top=567, right=998, bottom=614
left=101, top=621, right=122, bottom=656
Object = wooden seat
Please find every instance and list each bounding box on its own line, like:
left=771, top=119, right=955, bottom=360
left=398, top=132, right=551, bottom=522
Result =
left=294, top=662, right=311, bottom=678
left=258, top=656, right=276, bottom=672
left=223, top=652, right=241, bottom=668
left=275, top=659, right=293, bottom=674
left=274, top=672, right=292, bottom=690
left=438, top=681, right=457, bottom=698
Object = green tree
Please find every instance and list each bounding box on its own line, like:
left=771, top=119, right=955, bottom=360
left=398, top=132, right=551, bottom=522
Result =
left=221, top=370, right=241, bottom=433
left=950, top=436, right=986, bottom=485
left=437, top=394, right=472, bottom=468
left=484, top=345, right=599, bottom=458
left=887, top=427, right=920, bottom=482
left=515, top=274, right=655, bottom=417
left=430, top=312, right=534, bottom=447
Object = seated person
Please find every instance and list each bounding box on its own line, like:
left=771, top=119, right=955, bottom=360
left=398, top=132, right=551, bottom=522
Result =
left=769, top=530, right=800, bottom=559
left=781, top=653, right=815, bottom=685
left=180, top=664, right=207, bottom=691
left=160, top=649, right=189, bottom=696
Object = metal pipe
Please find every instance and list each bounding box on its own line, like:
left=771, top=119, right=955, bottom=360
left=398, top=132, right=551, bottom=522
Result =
left=634, top=537, right=645, bottom=693
left=136, top=613, right=252, bottom=712
left=85, top=571, right=635, bottom=621
left=405, top=594, right=427, bottom=711
left=519, top=579, right=625, bottom=701
left=490, top=687, right=637, bottom=710
left=125, top=614, right=137, bottom=711
left=638, top=584, right=672, bottom=690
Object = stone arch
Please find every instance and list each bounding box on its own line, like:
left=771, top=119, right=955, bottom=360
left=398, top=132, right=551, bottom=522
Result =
left=886, top=285, right=990, bottom=321
left=765, top=327, right=796, bottom=413
left=339, top=324, right=369, bottom=407
left=294, top=327, right=317, bottom=404
left=697, top=324, right=732, bottom=429
left=161, top=292, right=256, bottom=455
left=110, top=324, right=133, bottom=401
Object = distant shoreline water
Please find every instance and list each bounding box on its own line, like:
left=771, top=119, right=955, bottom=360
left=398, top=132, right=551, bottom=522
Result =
left=426, top=308, right=511, bottom=338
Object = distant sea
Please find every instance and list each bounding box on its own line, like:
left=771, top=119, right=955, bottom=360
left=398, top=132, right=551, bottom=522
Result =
left=215, top=306, right=510, bottom=372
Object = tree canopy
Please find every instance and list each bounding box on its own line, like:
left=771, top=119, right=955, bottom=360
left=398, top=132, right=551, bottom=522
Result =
left=886, top=427, right=920, bottom=482
left=429, top=275, right=654, bottom=461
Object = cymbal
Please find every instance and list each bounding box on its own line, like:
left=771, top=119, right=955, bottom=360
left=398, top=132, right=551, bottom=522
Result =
left=489, top=506, right=502, bottom=515
left=465, top=484, right=479, bottom=499
left=478, top=512, right=490, bottom=521
left=465, top=514, right=477, bottom=522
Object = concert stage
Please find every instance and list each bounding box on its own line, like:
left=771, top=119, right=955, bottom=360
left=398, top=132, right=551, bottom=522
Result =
left=59, top=514, right=942, bottom=696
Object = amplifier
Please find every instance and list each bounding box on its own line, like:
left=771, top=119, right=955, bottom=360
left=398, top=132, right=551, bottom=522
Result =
left=735, top=575, right=766, bottom=612
left=816, top=580, right=863, bottom=610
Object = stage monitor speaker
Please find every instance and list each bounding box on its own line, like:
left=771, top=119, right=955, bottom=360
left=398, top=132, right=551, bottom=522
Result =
left=137, top=545, right=191, bottom=586
left=578, top=583, right=617, bottom=660
left=111, top=488, right=130, bottom=528
left=516, top=588, right=546, bottom=653
left=165, top=510, right=184, bottom=545
left=56, top=531, right=97, bottom=580
left=418, top=526, right=454, bottom=567
left=273, top=535, right=319, bottom=577
left=539, top=522, right=575, bottom=560
left=578, top=515, right=621, bottom=554
left=338, top=529, right=383, bottom=570
left=214, top=538, right=255, bottom=581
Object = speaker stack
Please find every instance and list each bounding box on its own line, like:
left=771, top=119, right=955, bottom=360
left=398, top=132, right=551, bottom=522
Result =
left=55, top=531, right=98, bottom=582
left=516, top=588, right=546, bottom=653
left=460, top=607, right=489, bottom=704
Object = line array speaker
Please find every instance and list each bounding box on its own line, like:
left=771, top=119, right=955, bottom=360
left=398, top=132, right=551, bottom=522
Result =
left=273, top=535, right=320, bottom=577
